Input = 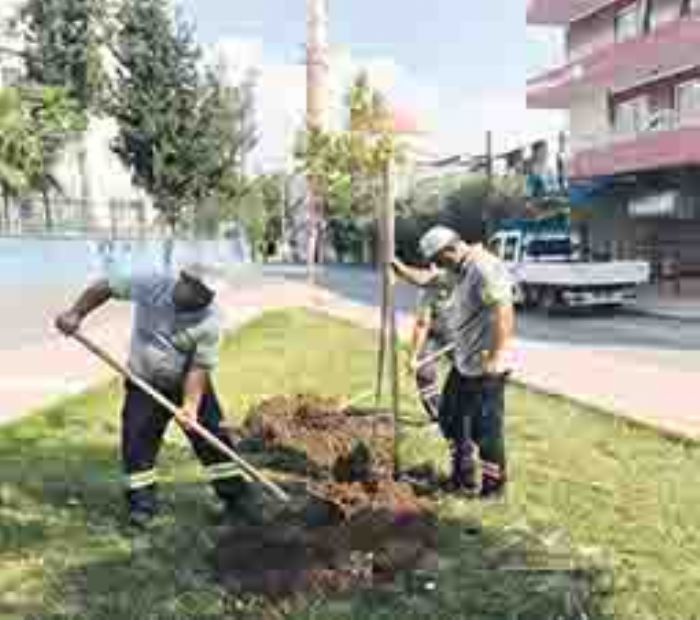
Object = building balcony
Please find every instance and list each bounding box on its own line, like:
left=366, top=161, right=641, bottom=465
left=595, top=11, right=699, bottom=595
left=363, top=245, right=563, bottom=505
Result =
left=528, top=0, right=619, bottom=25
left=569, top=109, right=700, bottom=178
left=528, top=15, right=700, bottom=109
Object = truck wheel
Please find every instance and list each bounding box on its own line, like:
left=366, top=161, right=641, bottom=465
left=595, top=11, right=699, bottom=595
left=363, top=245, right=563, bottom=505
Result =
left=538, top=288, right=558, bottom=315
left=522, top=285, right=536, bottom=310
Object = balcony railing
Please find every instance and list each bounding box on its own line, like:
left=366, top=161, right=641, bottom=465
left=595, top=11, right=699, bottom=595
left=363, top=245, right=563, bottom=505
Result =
left=569, top=108, right=700, bottom=177
left=571, top=109, right=700, bottom=153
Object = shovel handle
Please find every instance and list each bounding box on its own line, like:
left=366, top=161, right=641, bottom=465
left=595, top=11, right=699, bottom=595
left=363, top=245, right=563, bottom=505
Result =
left=415, top=343, right=455, bottom=371
left=70, top=331, right=290, bottom=503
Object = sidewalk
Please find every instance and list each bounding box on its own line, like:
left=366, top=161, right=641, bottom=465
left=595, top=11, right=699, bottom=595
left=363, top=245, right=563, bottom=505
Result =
left=0, top=280, right=312, bottom=426
left=630, top=279, right=700, bottom=322
left=1, top=279, right=698, bottom=443
left=308, top=287, right=700, bottom=441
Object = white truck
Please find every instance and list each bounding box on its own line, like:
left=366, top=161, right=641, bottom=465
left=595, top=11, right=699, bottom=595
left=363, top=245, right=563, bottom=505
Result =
left=488, top=225, right=650, bottom=312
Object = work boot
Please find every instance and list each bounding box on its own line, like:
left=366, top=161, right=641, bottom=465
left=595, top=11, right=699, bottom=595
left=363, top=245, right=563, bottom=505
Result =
left=480, top=465, right=507, bottom=501
left=445, top=441, right=477, bottom=497
left=127, top=508, right=157, bottom=530
left=126, top=488, right=158, bottom=530
left=479, top=484, right=506, bottom=502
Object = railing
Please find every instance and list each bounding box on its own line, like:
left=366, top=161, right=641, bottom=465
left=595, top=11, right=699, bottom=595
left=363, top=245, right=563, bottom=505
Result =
left=571, top=109, right=700, bottom=153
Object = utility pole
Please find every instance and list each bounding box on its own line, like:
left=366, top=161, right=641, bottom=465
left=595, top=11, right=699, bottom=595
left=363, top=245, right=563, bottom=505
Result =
left=306, top=0, right=330, bottom=282
left=485, top=130, right=493, bottom=235
left=486, top=130, right=494, bottom=183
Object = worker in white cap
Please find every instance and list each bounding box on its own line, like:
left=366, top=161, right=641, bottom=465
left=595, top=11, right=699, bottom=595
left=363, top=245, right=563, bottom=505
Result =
left=55, top=263, right=259, bottom=528
left=391, top=257, right=457, bottom=423
left=418, top=224, right=515, bottom=499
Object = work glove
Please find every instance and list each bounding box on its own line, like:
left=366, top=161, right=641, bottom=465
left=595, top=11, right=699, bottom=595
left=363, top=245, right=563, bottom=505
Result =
left=55, top=310, right=82, bottom=336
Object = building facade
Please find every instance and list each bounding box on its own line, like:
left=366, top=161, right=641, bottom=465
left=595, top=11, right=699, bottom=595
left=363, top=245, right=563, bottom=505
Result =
left=0, top=6, right=24, bottom=88
left=528, top=0, right=700, bottom=274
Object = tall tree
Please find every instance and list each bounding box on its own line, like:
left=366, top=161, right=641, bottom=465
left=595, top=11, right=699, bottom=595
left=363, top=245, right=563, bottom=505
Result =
left=189, top=68, right=258, bottom=208
left=22, top=0, right=105, bottom=108
left=111, top=0, right=201, bottom=233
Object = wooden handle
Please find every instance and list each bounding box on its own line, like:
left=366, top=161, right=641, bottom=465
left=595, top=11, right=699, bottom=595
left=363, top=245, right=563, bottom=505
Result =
left=415, top=343, right=455, bottom=371
left=71, top=331, right=290, bottom=503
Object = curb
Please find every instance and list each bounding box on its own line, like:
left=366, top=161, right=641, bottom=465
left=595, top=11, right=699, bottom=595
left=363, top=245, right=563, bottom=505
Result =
left=508, top=376, right=700, bottom=445
left=621, top=306, right=700, bottom=324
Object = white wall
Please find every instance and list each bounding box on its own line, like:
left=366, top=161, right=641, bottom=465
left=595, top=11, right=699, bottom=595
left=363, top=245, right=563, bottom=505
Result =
left=0, top=10, right=24, bottom=87
left=569, top=90, right=611, bottom=150
left=51, top=116, right=157, bottom=230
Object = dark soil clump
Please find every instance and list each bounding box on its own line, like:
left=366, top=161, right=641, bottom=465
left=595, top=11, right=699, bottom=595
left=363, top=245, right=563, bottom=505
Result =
left=215, top=395, right=438, bottom=599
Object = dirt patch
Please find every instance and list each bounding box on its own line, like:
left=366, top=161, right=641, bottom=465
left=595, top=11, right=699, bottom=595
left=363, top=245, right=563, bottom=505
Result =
left=215, top=395, right=438, bottom=600
left=243, top=394, right=395, bottom=480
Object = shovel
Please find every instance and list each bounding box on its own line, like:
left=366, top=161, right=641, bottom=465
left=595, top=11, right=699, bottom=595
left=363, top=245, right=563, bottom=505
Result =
left=70, top=331, right=290, bottom=503
left=344, top=342, right=456, bottom=409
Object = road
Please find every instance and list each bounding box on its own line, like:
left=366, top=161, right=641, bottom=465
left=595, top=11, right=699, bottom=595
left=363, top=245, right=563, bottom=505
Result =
left=263, top=264, right=700, bottom=374
left=3, top=264, right=699, bottom=375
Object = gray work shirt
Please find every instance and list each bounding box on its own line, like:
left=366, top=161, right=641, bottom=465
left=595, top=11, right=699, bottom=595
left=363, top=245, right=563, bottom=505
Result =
left=108, top=274, right=222, bottom=388
left=447, top=250, right=514, bottom=377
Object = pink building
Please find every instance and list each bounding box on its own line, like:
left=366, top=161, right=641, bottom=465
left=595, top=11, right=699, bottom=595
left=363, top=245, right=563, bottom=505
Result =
left=528, top=0, right=700, bottom=274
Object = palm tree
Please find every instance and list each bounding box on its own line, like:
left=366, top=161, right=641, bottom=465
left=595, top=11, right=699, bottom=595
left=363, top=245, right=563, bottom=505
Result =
left=0, top=87, right=84, bottom=233
left=22, top=86, right=85, bottom=231
left=0, top=89, right=39, bottom=230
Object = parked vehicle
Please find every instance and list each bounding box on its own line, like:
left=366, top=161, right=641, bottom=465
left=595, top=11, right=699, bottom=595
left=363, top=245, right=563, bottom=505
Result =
left=488, top=220, right=650, bottom=311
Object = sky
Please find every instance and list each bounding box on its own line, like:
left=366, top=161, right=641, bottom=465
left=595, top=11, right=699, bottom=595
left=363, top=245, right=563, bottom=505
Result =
left=179, top=0, right=568, bottom=170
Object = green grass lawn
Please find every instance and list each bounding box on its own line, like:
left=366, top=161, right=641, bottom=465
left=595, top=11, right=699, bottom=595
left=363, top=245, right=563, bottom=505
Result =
left=1, top=310, right=699, bottom=620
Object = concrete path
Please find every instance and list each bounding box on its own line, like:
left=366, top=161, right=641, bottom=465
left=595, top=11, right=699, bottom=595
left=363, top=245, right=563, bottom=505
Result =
left=1, top=276, right=698, bottom=443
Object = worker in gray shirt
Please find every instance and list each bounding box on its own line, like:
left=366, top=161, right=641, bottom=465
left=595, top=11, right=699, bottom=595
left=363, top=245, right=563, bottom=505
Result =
left=391, top=258, right=457, bottom=422
left=418, top=225, right=515, bottom=499
left=55, top=265, right=257, bottom=528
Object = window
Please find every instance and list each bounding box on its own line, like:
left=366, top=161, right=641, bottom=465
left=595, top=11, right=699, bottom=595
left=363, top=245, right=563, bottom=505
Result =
left=681, top=0, right=700, bottom=16
left=614, top=97, right=648, bottom=135
left=527, top=239, right=573, bottom=258
left=676, top=79, right=700, bottom=123
left=488, top=236, right=503, bottom=258
left=615, top=3, right=640, bottom=42
left=503, top=236, right=519, bottom=262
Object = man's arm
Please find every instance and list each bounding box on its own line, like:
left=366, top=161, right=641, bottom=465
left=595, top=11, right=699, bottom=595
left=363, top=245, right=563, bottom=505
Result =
left=484, top=303, right=515, bottom=375
left=55, top=279, right=113, bottom=335
left=179, top=367, right=209, bottom=429
left=391, top=258, right=438, bottom=287
left=408, top=308, right=432, bottom=372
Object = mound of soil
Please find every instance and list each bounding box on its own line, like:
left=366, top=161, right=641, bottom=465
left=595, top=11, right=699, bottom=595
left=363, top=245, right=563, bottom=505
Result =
left=243, top=394, right=395, bottom=481
left=214, top=395, right=439, bottom=600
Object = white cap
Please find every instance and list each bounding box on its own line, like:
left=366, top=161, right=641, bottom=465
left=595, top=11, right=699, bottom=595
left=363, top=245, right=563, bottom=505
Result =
left=419, top=226, right=460, bottom=260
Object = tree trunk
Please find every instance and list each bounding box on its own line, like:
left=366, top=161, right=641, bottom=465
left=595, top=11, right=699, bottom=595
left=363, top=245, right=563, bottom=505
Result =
left=42, top=189, right=53, bottom=233
left=160, top=204, right=176, bottom=272
left=374, top=178, right=387, bottom=405
left=163, top=228, right=175, bottom=272
left=78, top=142, right=91, bottom=234
left=2, top=186, right=10, bottom=233
left=306, top=185, right=319, bottom=285
left=383, top=162, right=400, bottom=475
